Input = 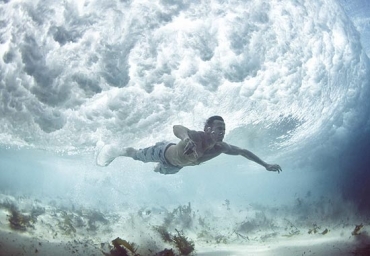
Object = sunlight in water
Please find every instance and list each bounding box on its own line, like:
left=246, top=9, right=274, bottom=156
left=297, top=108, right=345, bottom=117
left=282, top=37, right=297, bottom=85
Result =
left=0, top=0, right=369, bottom=255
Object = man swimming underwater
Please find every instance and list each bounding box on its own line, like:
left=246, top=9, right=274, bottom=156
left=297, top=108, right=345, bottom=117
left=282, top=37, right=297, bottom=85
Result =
left=96, top=116, right=282, bottom=174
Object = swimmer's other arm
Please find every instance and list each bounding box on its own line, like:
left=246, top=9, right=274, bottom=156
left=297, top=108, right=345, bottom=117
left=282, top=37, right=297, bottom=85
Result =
left=222, top=143, right=282, bottom=173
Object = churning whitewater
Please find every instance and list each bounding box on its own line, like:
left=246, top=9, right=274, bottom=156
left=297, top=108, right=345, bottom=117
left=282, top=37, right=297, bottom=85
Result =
left=0, top=0, right=368, bottom=153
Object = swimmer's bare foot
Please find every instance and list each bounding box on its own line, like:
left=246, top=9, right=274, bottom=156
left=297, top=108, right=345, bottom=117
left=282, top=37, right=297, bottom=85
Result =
left=96, top=145, right=118, bottom=167
left=96, top=145, right=137, bottom=167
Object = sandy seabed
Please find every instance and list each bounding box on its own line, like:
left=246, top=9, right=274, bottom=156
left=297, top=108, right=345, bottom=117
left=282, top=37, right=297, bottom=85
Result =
left=0, top=229, right=369, bottom=256
left=0, top=194, right=369, bottom=256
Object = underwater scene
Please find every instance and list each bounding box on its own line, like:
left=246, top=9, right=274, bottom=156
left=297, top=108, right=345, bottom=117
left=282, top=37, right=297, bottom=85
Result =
left=0, top=0, right=370, bottom=255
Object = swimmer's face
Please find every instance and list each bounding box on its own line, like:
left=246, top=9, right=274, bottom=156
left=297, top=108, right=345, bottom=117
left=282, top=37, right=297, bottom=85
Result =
left=209, top=120, right=225, bottom=142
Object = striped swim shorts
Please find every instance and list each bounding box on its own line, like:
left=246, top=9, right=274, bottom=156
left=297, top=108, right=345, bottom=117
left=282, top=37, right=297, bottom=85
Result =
left=133, top=141, right=182, bottom=175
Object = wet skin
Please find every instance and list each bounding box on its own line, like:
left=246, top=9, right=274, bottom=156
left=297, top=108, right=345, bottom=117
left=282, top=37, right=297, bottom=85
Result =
left=164, top=121, right=282, bottom=173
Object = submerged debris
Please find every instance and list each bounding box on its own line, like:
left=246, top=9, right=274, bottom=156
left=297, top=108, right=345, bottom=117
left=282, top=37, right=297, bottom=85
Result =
left=260, top=232, right=278, bottom=241
left=281, top=218, right=300, bottom=238
left=282, top=229, right=300, bottom=238
left=308, top=223, right=329, bottom=235
left=352, top=224, right=364, bottom=236
left=223, top=199, right=231, bottom=210
left=308, top=223, right=320, bottom=234
left=321, top=228, right=329, bottom=235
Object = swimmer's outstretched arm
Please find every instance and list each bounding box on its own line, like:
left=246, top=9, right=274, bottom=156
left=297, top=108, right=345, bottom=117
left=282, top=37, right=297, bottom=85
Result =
left=221, top=143, right=282, bottom=173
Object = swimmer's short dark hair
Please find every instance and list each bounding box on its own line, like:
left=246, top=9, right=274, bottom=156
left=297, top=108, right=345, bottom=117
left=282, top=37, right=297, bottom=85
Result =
left=204, top=116, right=224, bottom=131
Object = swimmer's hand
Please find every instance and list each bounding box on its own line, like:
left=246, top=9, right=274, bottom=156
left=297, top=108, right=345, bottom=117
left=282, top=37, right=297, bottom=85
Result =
left=265, top=164, right=282, bottom=173
left=183, top=138, right=198, bottom=157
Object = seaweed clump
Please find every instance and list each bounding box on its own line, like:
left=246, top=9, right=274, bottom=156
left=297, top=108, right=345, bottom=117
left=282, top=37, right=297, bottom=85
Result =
left=103, top=237, right=176, bottom=256
left=154, top=225, right=173, bottom=243
left=0, top=200, right=45, bottom=231
left=53, top=207, right=110, bottom=236
left=164, top=203, right=193, bottom=229
left=84, top=209, right=109, bottom=232
left=58, top=211, right=77, bottom=236
left=8, top=207, right=34, bottom=231
left=153, top=226, right=195, bottom=255
left=106, top=237, right=138, bottom=256
left=153, top=249, right=175, bottom=256
left=102, top=237, right=137, bottom=256
left=172, top=229, right=195, bottom=255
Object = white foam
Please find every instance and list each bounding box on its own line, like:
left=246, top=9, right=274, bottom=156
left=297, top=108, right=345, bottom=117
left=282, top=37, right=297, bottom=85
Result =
left=0, top=0, right=368, bottom=157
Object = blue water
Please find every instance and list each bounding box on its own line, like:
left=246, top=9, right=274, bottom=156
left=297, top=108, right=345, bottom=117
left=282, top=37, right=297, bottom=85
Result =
left=0, top=0, right=369, bottom=254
